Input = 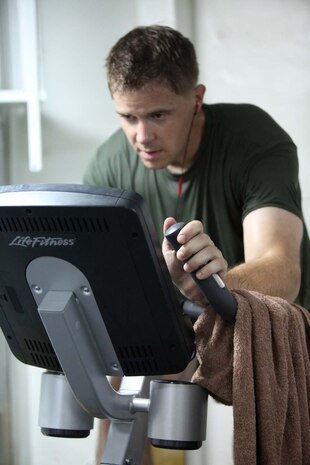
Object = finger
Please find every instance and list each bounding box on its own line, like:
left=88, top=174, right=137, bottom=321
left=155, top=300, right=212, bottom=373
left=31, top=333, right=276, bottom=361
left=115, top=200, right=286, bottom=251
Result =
left=195, top=257, right=228, bottom=280
left=177, top=234, right=214, bottom=263
left=176, top=220, right=203, bottom=245
left=183, top=245, right=222, bottom=273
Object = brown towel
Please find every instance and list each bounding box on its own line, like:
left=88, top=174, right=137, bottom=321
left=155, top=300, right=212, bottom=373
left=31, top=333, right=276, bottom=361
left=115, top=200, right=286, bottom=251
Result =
left=192, top=289, right=310, bottom=465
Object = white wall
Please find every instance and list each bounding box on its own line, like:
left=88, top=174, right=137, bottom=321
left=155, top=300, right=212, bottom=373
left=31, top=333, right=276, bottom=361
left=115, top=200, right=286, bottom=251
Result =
left=2, top=2, right=194, bottom=465
left=194, top=0, right=310, bottom=228
left=188, top=2, right=310, bottom=464
left=7, top=0, right=193, bottom=185
left=1, top=1, right=309, bottom=465
left=7, top=0, right=310, bottom=220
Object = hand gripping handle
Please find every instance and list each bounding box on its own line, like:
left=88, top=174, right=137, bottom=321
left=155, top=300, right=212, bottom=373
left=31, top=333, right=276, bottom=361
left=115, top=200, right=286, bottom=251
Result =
left=165, top=222, right=237, bottom=324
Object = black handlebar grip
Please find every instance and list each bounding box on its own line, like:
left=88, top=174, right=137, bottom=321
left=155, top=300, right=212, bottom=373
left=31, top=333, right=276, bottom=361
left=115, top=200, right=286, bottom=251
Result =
left=165, top=222, right=237, bottom=324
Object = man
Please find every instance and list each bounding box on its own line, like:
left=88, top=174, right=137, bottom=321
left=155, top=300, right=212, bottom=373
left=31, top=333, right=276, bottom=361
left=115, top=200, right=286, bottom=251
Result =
left=84, top=24, right=309, bottom=311
left=83, top=25, right=310, bottom=464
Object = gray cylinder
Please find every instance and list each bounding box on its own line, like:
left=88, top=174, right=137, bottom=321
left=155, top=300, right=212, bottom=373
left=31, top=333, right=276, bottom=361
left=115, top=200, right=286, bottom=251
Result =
left=39, top=371, right=94, bottom=438
left=148, top=380, right=208, bottom=450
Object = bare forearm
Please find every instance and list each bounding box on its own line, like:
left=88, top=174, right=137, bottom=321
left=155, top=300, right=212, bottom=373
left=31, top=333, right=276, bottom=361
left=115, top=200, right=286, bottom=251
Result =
left=162, top=213, right=303, bottom=307
left=225, top=255, right=301, bottom=303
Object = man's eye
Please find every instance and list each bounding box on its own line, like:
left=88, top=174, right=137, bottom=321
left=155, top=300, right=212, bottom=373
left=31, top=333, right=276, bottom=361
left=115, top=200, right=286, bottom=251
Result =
left=121, top=114, right=136, bottom=123
left=152, top=113, right=165, bottom=120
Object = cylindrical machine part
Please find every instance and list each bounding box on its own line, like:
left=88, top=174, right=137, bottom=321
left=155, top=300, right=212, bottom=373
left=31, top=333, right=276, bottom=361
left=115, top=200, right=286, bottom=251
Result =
left=39, top=371, right=94, bottom=438
left=148, top=380, right=208, bottom=450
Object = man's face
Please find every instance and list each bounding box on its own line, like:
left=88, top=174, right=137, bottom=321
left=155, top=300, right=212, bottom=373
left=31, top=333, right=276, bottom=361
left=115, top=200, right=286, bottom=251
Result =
left=113, top=84, right=198, bottom=172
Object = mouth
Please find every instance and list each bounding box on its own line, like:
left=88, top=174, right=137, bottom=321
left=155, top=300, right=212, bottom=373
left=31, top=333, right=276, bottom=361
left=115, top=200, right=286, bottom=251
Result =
left=138, top=148, right=162, bottom=160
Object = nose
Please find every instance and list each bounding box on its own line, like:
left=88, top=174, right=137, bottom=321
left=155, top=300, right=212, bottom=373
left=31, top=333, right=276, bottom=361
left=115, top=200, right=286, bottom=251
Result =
left=135, top=120, right=154, bottom=145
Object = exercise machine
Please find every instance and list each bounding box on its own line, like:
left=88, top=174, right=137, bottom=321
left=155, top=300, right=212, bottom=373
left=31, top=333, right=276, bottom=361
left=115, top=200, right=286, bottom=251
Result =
left=0, top=184, right=236, bottom=464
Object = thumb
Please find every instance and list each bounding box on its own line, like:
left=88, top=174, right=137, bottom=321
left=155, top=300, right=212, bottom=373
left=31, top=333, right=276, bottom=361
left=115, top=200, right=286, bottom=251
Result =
left=162, top=217, right=177, bottom=253
left=163, top=216, right=176, bottom=234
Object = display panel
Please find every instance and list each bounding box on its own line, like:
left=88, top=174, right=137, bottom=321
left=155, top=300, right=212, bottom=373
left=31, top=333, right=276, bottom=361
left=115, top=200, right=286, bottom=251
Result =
left=0, top=184, right=194, bottom=376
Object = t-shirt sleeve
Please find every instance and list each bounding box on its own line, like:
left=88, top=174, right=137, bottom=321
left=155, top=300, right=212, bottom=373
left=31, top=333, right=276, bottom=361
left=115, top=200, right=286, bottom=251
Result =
left=239, top=141, right=302, bottom=221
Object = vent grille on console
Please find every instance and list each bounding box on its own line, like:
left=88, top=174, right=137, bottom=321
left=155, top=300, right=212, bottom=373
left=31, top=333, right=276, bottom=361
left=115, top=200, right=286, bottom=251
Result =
left=0, top=216, right=110, bottom=234
left=117, top=344, right=159, bottom=374
left=24, top=338, right=62, bottom=371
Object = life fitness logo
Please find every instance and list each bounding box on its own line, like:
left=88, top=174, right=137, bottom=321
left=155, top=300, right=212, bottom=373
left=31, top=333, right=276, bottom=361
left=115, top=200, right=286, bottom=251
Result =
left=9, top=235, right=76, bottom=248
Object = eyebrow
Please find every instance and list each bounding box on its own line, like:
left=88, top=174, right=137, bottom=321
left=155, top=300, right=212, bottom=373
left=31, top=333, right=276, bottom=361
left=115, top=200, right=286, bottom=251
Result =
left=117, top=109, right=172, bottom=117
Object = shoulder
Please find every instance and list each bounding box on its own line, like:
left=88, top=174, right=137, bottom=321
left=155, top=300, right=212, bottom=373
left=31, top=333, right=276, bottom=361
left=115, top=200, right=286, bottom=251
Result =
left=92, top=128, right=137, bottom=172
left=204, top=103, right=295, bottom=147
left=96, top=128, right=133, bottom=161
left=83, top=129, right=135, bottom=186
left=205, top=102, right=280, bottom=124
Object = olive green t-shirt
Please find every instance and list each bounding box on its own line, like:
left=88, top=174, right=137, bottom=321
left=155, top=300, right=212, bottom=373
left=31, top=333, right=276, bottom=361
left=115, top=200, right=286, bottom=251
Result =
left=84, top=103, right=310, bottom=310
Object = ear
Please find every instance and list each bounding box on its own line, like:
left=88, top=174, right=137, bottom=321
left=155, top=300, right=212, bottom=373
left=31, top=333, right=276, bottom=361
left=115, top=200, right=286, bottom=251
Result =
left=194, top=84, right=206, bottom=113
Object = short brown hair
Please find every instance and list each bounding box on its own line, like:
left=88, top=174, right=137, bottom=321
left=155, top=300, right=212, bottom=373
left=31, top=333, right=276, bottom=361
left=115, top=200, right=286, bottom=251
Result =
left=106, top=25, right=199, bottom=95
